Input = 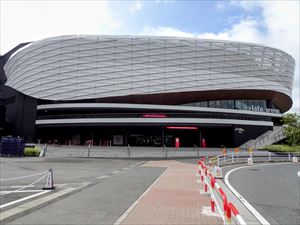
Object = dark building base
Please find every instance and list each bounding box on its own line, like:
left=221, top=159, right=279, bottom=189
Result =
left=36, top=124, right=272, bottom=148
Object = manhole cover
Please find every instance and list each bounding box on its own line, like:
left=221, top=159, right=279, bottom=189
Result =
left=249, top=168, right=260, bottom=171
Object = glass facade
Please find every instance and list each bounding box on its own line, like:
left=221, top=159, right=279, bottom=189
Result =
left=183, top=100, right=280, bottom=113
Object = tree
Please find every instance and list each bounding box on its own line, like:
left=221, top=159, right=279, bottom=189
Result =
left=281, top=113, right=300, bottom=146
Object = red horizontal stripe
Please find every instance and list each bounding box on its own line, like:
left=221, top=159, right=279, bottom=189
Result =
left=143, top=114, right=167, bottom=118
left=166, top=126, right=198, bottom=130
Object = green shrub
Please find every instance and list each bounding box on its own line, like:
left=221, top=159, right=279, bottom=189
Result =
left=263, top=144, right=300, bottom=153
left=24, top=147, right=41, bottom=156
left=282, top=113, right=300, bottom=146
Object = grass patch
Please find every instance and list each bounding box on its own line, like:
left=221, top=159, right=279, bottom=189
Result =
left=262, top=144, right=300, bottom=153
left=24, top=147, right=41, bottom=156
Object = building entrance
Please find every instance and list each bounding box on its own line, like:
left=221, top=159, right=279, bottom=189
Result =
left=164, top=126, right=200, bottom=147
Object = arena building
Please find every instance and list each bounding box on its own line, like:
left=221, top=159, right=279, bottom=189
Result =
left=0, top=35, right=295, bottom=147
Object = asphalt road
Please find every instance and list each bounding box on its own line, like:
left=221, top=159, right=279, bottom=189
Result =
left=0, top=157, right=166, bottom=224
left=225, top=163, right=300, bottom=225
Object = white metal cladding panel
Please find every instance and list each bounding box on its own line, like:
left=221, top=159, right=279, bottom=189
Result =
left=4, top=35, right=295, bottom=101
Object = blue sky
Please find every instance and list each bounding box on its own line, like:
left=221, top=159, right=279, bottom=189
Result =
left=108, top=1, right=264, bottom=34
left=0, top=0, right=299, bottom=113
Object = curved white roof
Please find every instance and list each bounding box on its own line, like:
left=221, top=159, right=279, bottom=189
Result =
left=4, top=35, right=295, bottom=102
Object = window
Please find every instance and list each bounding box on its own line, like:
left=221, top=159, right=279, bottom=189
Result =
left=225, top=100, right=234, bottom=109
left=242, top=100, right=248, bottom=110
left=199, top=101, right=208, bottom=107
left=235, top=100, right=242, bottom=110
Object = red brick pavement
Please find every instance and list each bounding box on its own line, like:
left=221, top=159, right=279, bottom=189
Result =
left=120, top=160, right=223, bottom=225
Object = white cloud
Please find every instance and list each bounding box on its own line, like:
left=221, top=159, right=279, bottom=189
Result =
left=141, top=1, right=300, bottom=113
left=0, top=1, right=122, bottom=54
left=141, top=26, right=194, bottom=37
left=197, top=19, right=263, bottom=43
left=131, top=1, right=143, bottom=13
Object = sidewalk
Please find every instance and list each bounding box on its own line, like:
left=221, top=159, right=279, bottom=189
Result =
left=118, top=160, right=223, bottom=225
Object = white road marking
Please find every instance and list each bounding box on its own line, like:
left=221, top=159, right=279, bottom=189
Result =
left=0, top=171, right=48, bottom=181
left=121, top=167, right=130, bottom=170
left=76, top=182, right=92, bottom=189
left=0, top=191, right=50, bottom=209
left=224, top=163, right=293, bottom=225
left=10, top=185, right=35, bottom=189
left=0, top=182, right=91, bottom=221
left=54, top=183, right=68, bottom=188
left=298, top=171, right=300, bottom=177
left=0, top=190, right=43, bottom=194
left=127, top=161, right=145, bottom=169
left=97, top=175, right=110, bottom=179
left=111, top=171, right=120, bottom=174
left=113, top=168, right=168, bottom=225
left=135, top=161, right=146, bottom=166
left=0, top=188, right=74, bottom=221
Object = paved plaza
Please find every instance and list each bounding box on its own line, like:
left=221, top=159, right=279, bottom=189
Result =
left=120, top=160, right=223, bottom=225
left=1, top=156, right=223, bottom=225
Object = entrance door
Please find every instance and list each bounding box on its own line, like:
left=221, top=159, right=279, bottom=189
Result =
left=164, top=126, right=199, bottom=147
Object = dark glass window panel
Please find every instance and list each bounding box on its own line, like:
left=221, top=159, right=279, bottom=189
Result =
left=242, top=100, right=248, bottom=110
left=235, top=100, right=242, bottom=110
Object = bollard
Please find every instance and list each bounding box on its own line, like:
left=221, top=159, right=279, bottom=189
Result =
left=247, top=157, right=253, bottom=165
left=210, top=176, right=215, bottom=188
left=292, top=156, right=298, bottom=163
left=198, top=160, right=202, bottom=166
left=288, top=153, right=291, bottom=161
left=204, top=183, right=208, bottom=193
left=198, top=161, right=202, bottom=171
left=269, top=152, right=271, bottom=161
left=39, top=144, right=47, bottom=157
left=211, top=197, right=215, bottom=212
left=43, top=169, right=55, bottom=190
left=226, top=204, right=231, bottom=223
left=88, top=143, right=90, bottom=157
left=201, top=175, right=204, bottom=182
